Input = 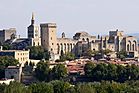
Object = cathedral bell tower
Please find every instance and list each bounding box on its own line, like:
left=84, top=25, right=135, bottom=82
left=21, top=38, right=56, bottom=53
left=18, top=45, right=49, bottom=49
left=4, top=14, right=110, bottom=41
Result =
left=27, top=13, right=41, bottom=46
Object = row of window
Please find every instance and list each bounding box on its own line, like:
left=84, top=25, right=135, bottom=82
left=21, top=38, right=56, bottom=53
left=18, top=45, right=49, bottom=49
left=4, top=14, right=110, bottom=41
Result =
left=17, top=57, right=28, bottom=62
left=33, top=42, right=40, bottom=46
left=127, top=44, right=137, bottom=51
left=17, top=53, right=28, bottom=56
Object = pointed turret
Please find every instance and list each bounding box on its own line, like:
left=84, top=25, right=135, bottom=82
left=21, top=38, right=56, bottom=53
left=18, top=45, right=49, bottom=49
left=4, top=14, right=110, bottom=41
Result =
left=62, top=32, right=65, bottom=38
left=31, top=12, right=35, bottom=25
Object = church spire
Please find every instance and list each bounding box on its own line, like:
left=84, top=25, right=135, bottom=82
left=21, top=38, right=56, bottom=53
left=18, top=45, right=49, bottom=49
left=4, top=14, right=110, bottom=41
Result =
left=31, top=12, right=35, bottom=25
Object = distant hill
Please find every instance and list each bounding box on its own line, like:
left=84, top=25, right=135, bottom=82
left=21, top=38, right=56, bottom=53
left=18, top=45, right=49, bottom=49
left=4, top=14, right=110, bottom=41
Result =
left=128, top=33, right=139, bottom=37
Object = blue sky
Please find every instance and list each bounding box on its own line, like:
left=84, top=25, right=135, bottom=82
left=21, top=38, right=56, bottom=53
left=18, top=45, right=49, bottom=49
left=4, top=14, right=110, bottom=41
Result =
left=0, top=0, right=139, bottom=38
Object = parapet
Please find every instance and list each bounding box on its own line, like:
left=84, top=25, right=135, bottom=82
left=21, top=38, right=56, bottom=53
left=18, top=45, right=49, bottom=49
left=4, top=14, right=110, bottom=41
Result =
left=40, top=23, right=57, bottom=28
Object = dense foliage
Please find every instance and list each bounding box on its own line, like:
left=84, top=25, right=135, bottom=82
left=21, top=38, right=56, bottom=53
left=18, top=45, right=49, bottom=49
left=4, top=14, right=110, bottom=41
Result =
left=50, top=64, right=68, bottom=80
left=0, top=56, right=18, bottom=79
left=117, top=50, right=127, bottom=60
left=86, top=49, right=112, bottom=57
left=28, top=46, right=50, bottom=60
left=4, top=82, right=30, bottom=93
left=35, top=61, right=67, bottom=81
left=84, top=63, right=139, bottom=82
left=2, top=44, right=12, bottom=50
left=2, top=80, right=139, bottom=93
left=35, top=61, right=50, bottom=81
left=57, top=52, right=75, bottom=62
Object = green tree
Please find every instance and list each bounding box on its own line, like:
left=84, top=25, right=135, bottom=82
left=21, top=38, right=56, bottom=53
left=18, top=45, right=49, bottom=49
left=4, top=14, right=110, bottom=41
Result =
left=2, top=44, right=11, bottom=50
left=116, top=65, right=126, bottom=82
left=84, top=62, right=95, bottom=77
left=0, top=56, right=18, bottom=67
left=3, top=80, right=139, bottom=93
left=35, top=61, right=50, bottom=81
left=29, top=82, right=54, bottom=93
left=103, top=49, right=112, bottom=55
left=85, top=49, right=99, bottom=57
left=84, top=63, right=139, bottom=82
left=0, top=56, right=18, bottom=79
left=4, top=82, right=30, bottom=93
left=125, top=65, right=139, bottom=80
left=50, top=80, right=71, bottom=93
left=65, top=52, right=75, bottom=61
left=66, top=86, right=76, bottom=93
left=117, top=50, right=127, bottom=60
left=51, top=64, right=67, bottom=80
left=0, top=84, right=7, bottom=93
left=106, top=64, right=118, bottom=81
left=28, top=46, right=50, bottom=60
left=92, top=63, right=108, bottom=81
left=130, top=65, right=139, bottom=80
left=59, top=52, right=75, bottom=62
left=116, top=65, right=139, bottom=82
left=76, top=83, right=96, bottom=93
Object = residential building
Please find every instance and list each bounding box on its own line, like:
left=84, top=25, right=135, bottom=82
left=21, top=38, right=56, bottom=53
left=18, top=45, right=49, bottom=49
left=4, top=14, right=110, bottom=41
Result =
left=5, top=66, right=22, bottom=82
left=0, top=47, right=29, bottom=65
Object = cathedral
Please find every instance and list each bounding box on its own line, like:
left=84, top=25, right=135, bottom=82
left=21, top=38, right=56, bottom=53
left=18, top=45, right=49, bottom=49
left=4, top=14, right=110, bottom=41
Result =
left=3, top=13, right=41, bottom=50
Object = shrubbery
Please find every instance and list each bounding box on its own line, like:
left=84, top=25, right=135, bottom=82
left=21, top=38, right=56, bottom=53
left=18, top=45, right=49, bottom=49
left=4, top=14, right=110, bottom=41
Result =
left=1, top=80, right=139, bottom=93
left=84, top=63, right=139, bottom=82
left=35, top=61, right=67, bottom=81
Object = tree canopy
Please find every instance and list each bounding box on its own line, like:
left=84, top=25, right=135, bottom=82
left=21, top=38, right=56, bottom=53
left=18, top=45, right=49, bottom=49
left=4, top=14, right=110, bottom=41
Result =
left=35, top=62, right=68, bottom=82
left=51, top=64, right=67, bottom=80
left=35, top=61, right=50, bottom=81
left=28, top=46, right=50, bottom=60
left=1, top=80, right=139, bottom=93
left=84, top=63, right=139, bottom=82
left=0, top=56, right=18, bottom=79
left=2, top=44, right=12, bottom=50
left=117, top=50, right=127, bottom=60
left=58, top=52, right=75, bottom=62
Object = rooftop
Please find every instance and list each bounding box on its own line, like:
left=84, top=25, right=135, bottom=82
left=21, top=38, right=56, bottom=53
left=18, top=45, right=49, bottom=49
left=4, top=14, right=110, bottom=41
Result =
left=6, top=66, right=20, bottom=69
left=74, top=31, right=91, bottom=37
left=0, top=50, right=29, bottom=52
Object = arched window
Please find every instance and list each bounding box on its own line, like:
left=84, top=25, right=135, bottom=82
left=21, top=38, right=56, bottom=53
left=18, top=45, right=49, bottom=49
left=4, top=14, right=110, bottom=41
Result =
left=57, top=44, right=60, bottom=54
left=133, top=40, right=137, bottom=51
left=67, top=44, right=70, bottom=52
left=128, top=40, right=131, bottom=50
left=82, top=38, right=85, bottom=41
left=132, top=44, right=135, bottom=51
left=86, top=38, right=89, bottom=42
left=61, top=43, right=63, bottom=50
left=70, top=43, right=72, bottom=52
left=127, top=44, right=130, bottom=51
left=64, top=43, right=66, bottom=53
left=87, top=38, right=89, bottom=48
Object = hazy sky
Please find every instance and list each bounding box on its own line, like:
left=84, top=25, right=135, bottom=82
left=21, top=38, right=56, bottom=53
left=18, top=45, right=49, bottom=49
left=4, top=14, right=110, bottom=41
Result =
left=0, top=0, right=139, bottom=38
